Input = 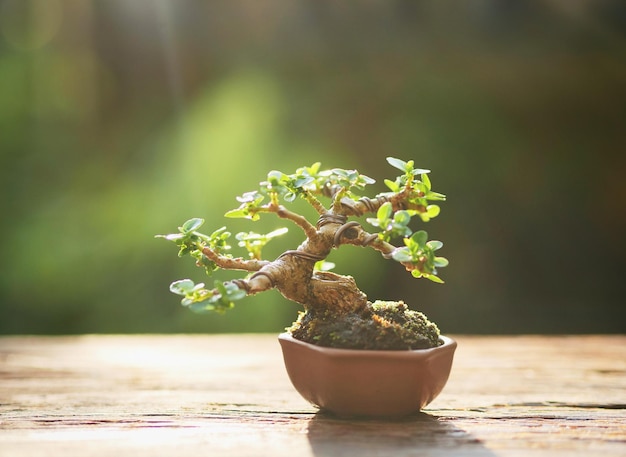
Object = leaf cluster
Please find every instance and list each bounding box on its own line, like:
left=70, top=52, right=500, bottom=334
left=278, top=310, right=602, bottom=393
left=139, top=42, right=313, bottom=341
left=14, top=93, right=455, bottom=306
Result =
left=361, top=158, right=449, bottom=282
left=391, top=231, right=449, bottom=283
left=169, top=278, right=246, bottom=313
left=158, top=157, right=450, bottom=309
left=156, top=218, right=230, bottom=276
left=236, top=227, right=288, bottom=260
left=382, top=157, right=446, bottom=222
left=157, top=217, right=287, bottom=310
left=225, top=163, right=376, bottom=219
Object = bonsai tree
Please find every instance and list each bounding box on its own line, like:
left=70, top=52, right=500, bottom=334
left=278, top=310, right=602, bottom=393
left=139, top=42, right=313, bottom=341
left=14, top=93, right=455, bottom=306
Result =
left=158, top=157, right=448, bottom=350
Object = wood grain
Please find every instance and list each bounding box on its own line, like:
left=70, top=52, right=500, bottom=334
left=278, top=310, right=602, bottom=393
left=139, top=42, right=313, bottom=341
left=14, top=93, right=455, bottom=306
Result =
left=1, top=335, right=624, bottom=456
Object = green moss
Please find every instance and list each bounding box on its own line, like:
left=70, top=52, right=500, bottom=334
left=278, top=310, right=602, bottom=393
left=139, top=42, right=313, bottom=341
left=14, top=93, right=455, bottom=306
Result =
left=288, top=300, right=441, bottom=350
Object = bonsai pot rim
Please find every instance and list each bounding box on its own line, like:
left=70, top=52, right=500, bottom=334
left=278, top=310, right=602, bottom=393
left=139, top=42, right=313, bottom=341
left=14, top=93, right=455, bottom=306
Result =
left=279, top=332, right=455, bottom=357
left=278, top=332, right=457, bottom=417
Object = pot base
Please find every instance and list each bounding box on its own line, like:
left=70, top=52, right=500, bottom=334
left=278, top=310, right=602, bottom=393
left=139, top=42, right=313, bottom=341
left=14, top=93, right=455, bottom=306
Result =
left=278, top=333, right=456, bottom=417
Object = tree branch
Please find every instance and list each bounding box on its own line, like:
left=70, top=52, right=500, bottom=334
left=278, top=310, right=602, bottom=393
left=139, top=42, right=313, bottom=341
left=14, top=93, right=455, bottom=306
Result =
left=202, top=247, right=270, bottom=272
left=333, top=224, right=421, bottom=272
left=229, top=270, right=275, bottom=295
left=338, top=191, right=426, bottom=217
left=302, top=190, right=327, bottom=215
left=273, top=204, right=319, bottom=239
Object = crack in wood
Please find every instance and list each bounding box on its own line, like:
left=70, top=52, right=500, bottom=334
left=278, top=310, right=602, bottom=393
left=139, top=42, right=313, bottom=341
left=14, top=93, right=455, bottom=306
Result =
left=497, top=401, right=626, bottom=410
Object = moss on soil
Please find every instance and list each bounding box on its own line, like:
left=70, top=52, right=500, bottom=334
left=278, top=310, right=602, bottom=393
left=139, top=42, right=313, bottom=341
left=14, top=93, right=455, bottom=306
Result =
left=288, top=300, right=442, bottom=350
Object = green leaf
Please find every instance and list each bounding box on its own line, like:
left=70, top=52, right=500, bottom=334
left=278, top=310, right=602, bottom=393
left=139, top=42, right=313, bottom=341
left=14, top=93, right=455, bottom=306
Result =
left=426, top=205, right=440, bottom=218
left=224, top=208, right=248, bottom=218
left=188, top=302, right=216, bottom=313
left=169, top=279, right=197, bottom=296
left=266, top=227, right=289, bottom=238
left=426, top=191, right=446, bottom=201
left=377, top=201, right=393, bottom=222
left=384, top=179, right=400, bottom=192
left=267, top=170, right=283, bottom=182
left=412, top=168, right=431, bottom=175
left=224, top=282, right=247, bottom=301
left=236, top=190, right=264, bottom=203
left=434, top=256, right=449, bottom=268
left=411, top=230, right=428, bottom=247
left=181, top=218, right=204, bottom=233
left=427, top=240, right=443, bottom=251
left=386, top=157, right=408, bottom=171
left=424, top=273, right=445, bottom=284
left=155, top=233, right=184, bottom=241
left=394, top=210, right=412, bottom=226
left=225, top=206, right=261, bottom=221
left=294, top=176, right=314, bottom=188
left=392, top=249, right=413, bottom=263
left=421, top=173, right=431, bottom=191
left=314, top=260, right=336, bottom=272
left=215, top=280, right=228, bottom=297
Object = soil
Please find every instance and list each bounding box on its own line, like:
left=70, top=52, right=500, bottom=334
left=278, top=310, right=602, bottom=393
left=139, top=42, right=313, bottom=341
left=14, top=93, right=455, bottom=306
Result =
left=288, top=300, right=442, bottom=350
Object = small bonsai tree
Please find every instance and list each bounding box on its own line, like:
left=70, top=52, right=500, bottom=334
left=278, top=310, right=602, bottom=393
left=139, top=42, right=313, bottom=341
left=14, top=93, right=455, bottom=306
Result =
left=158, top=157, right=448, bottom=350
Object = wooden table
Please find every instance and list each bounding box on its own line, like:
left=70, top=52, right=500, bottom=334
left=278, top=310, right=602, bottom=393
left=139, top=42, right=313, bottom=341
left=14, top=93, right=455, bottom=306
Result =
left=0, top=335, right=624, bottom=456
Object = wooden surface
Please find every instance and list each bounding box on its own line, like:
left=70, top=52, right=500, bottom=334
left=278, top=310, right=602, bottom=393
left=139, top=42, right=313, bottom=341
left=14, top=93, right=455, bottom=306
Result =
left=0, top=334, right=624, bottom=457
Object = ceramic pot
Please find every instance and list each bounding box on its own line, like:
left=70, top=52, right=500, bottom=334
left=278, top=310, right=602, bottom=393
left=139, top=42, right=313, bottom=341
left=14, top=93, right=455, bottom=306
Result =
left=278, top=332, right=456, bottom=417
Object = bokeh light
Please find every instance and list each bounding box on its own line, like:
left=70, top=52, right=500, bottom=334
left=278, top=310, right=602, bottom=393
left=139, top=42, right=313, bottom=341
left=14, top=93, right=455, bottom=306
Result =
left=1, top=1, right=624, bottom=334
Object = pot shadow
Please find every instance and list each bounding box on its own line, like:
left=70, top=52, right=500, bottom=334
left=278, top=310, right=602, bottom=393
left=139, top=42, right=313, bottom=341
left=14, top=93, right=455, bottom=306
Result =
left=306, top=411, right=496, bottom=457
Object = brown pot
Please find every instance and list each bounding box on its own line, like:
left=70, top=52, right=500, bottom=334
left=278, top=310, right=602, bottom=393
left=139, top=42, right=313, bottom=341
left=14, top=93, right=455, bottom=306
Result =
left=278, top=332, right=457, bottom=417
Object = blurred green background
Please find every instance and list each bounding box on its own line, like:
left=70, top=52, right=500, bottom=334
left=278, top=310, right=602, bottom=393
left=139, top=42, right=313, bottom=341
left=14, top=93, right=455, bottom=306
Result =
left=1, top=1, right=625, bottom=335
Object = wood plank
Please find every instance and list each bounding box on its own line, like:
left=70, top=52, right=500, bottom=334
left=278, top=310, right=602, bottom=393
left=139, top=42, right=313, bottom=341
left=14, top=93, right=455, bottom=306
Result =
left=0, top=335, right=624, bottom=456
